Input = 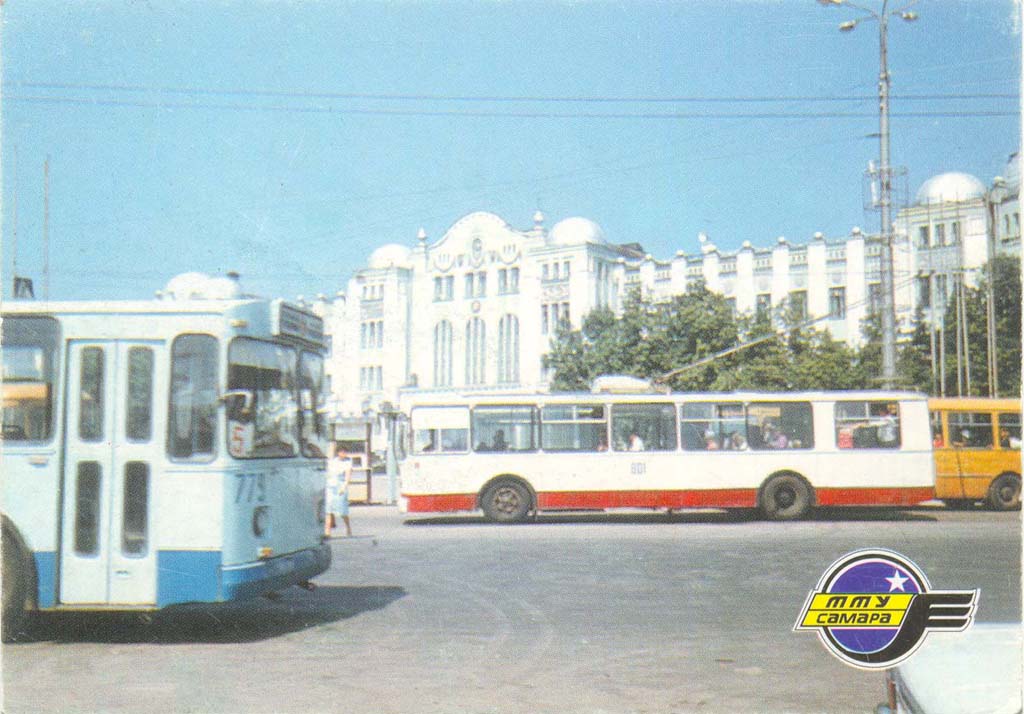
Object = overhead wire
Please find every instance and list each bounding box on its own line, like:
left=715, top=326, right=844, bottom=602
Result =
left=4, top=94, right=1015, bottom=119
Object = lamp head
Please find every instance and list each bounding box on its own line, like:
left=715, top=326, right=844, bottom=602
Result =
left=839, top=19, right=858, bottom=31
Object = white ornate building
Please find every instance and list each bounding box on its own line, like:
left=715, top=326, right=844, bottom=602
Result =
left=315, top=154, right=1020, bottom=418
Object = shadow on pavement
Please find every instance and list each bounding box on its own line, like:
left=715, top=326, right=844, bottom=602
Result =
left=22, top=585, right=406, bottom=645
left=405, top=507, right=939, bottom=526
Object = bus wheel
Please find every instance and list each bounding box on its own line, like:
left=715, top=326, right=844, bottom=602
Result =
left=2, top=530, right=30, bottom=643
left=481, top=481, right=531, bottom=523
left=986, top=474, right=1021, bottom=511
left=760, top=473, right=813, bottom=521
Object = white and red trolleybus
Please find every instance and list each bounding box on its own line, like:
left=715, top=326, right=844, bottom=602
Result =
left=2, top=295, right=332, bottom=641
left=398, top=390, right=935, bottom=523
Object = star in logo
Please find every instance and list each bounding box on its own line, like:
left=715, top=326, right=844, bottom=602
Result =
left=886, top=569, right=910, bottom=592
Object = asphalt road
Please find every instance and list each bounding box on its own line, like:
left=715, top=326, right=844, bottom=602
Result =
left=3, top=505, right=1020, bottom=714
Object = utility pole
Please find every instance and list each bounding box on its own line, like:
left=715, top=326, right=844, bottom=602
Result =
left=820, top=0, right=917, bottom=388
left=985, top=191, right=1000, bottom=396
left=43, top=156, right=50, bottom=301
left=875, top=4, right=898, bottom=388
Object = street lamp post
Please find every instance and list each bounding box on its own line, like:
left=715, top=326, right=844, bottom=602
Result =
left=821, top=0, right=917, bottom=388
left=379, top=401, right=400, bottom=506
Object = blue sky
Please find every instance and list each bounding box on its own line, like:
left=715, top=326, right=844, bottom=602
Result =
left=2, top=0, right=1019, bottom=301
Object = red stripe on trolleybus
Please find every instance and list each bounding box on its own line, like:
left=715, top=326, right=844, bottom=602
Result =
left=404, top=486, right=934, bottom=513
left=404, top=494, right=478, bottom=512
left=537, top=489, right=758, bottom=510
left=814, top=486, right=934, bottom=506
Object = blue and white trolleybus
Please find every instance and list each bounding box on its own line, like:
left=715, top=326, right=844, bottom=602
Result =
left=2, top=291, right=332, bottom=640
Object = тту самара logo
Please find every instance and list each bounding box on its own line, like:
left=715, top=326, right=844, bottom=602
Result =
left=795, top=549, right=977, bottom=669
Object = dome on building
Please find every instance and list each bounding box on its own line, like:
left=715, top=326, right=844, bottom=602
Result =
left=161, top=272, right=243, bottom=300
left=915, top=172, right=987, bottom=205
left=548, top=217, right=606, bottom=246
left=368, top=243, right=412, bottom=270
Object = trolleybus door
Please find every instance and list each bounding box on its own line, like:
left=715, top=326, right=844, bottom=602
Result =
left=60, top=340, right=165, bottom=605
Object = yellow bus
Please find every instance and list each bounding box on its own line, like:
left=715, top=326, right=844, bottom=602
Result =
left=929, top=397, right=1022, bottom=510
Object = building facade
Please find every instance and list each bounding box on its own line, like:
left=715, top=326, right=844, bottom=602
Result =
left=317, top=154, right=1020, bottom=419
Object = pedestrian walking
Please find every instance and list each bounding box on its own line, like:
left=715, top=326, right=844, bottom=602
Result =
left=326, top=447, right=353, bottom=537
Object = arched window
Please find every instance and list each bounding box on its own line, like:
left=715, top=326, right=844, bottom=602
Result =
left=465, top=318, right=486, bottom=386
left=433, top=320, right=453, bottom=387
left=497, top=314, right=520, bottom=384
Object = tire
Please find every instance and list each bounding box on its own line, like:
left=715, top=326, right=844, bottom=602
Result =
left=481, top=480, right=532, bottom=523
left=760, top=473, right=813, bottom=521
left=987, top=473, right=1021, bottom=511
left=2, top=529, right=30, bottom=643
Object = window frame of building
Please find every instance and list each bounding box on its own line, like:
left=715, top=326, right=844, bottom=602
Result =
left=789, top=290, right=808, bottom=321
left=867, top=283, right=882, bottom=315
left=917, top=276, right=931, bottom=308
left=433, top=320, right=453, bottom=387
left=465, top=317, right=486, bottom=386
left=497, top=314, right=520, bottom=384
left=431, top=275, right=453, bottom=301
left=828, top=287, right=846, bottom=319
left=755, top=293, right=771, bottom=319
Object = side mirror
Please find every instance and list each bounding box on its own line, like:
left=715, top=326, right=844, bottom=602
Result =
left=221, top=390, right=253, bottom=411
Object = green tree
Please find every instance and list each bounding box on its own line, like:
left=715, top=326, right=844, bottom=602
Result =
left=545, top=286, right=741, bottom=392
left=938, top=255, right=1021, bottom=397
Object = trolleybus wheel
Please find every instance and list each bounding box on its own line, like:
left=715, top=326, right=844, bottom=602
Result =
left=760, top=473, right=813, bottom=521
left=481, top=480, right=531, bottom=523
left=2, top=529, right=30, bottom=643
left=987, top=473, right=1021, bottom=511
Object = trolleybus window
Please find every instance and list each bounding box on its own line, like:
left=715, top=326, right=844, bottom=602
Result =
left=472, top=405, right=538, bottom=452
left=835, top=400, right=900, bottom=449
left=298, top=351, right=327, bottom=457
left=949, top=412, right=994, bottom=448
left=610, top=403, right=676, bottom=452
left=227, top=338, right=299, bottom=459
left=168, top=334, right=218, bottom=460
left=747, top=401, right=814, bottom=450
left=999, top=413, right=1021, bottom=449
left=122, top=462, right=150, bottom=556
left=78, top=347, right=105, bottom=441
left=126, top=347, right=155, bottom=442
left=411, top=406, right=468, bottom=453
left=541, top=404, right=607, bottom=452
left=75, top=461, right=102, bottom=555
left=1, top=316, right=58, bottom=442
left=680, top=402, right=744, bottom=451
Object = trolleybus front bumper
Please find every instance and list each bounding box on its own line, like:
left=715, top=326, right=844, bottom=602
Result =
left=220, top=543, right=332, bottom=601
